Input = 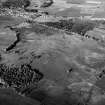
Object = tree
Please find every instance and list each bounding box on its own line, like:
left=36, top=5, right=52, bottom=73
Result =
left=71, top=20, right=96, bottom=35
left=2, top=0, right=30, bottom=8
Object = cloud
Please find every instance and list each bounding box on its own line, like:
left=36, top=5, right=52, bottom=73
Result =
left=53, top=0, right=72, bottom=8
left=55, top=7, right=81, bottom=17
left=44, top=0, right=105, bottom=17
left=66, top=0, right=86, bottom=4
left=86, top=0, right=101, bottom=4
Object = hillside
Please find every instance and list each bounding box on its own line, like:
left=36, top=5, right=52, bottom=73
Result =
left=0, top=0, right=105, bottom=105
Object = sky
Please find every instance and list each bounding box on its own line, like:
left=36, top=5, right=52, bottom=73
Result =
left=53, top=0, right=104, bottom=10
left=46, top=0, right=105, bottom=18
